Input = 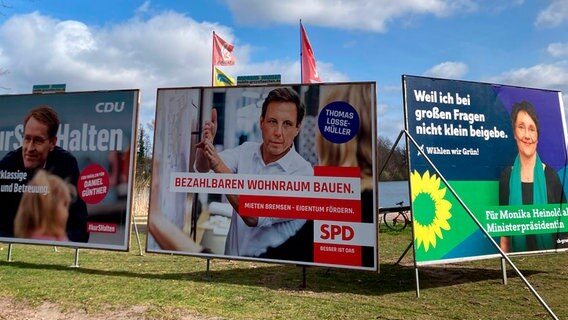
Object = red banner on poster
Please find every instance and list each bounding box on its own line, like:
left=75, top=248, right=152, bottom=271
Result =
left=313, top=243, right=361, bottom=266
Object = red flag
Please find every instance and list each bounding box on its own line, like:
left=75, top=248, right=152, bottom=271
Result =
left=301, top=22, right=321, bottom=83
left=212, top=32, right=235, bottom=66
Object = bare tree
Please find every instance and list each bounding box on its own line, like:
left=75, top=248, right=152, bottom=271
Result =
left=378, top=136, right=408, bottom=181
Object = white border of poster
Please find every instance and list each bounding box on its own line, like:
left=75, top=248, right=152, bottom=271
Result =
left=403, top=75, right=568, bottom=265
left=147, top=82, right=378, bottom=271
left=0, top=90, right=139, bottom=251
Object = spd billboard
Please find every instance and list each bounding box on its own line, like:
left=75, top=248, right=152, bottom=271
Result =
left=148, top=82, right=378, bottom=271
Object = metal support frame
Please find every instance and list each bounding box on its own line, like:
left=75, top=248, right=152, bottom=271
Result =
left=401, top=129, right=558, bottom=319
left=71, top=248, right=80, bottom=268
left=378, top=130, right=421, bottom=296
left=132, top=216, right=144, bottom=256
left=501, top=258, right=508, bottom=285
left=205, top=259, right=211, bottom=279
left=7, top=243, right=13, bottom=262
left=395, top=241, right=414, bottom=265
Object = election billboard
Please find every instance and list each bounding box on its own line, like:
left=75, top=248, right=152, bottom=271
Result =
left=147, top=82, right=378, bottom=270
left=0, top=90, right=139, bottom=250
left=403, top=75, right=568, bottom=265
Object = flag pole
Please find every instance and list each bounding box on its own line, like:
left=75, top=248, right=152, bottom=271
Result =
left=299, top=19, right=303, bottom=84
left=211, top=31, right=215, bottom=86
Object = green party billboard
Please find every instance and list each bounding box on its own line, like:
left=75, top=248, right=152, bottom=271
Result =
left=0, top=90, right=139, bottom=250
left=403, top=75, right=568, bottom=265
left=147, top=83, right=378, bottom=271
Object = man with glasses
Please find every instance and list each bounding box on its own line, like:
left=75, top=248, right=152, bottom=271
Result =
left=0, top=106, right=89, bottom=242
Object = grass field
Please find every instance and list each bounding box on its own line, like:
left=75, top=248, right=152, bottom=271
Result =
left=0, top=225, right=566, bottom=319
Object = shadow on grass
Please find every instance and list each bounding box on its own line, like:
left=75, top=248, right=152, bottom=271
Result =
left=0, top=259, right=543, bottom=296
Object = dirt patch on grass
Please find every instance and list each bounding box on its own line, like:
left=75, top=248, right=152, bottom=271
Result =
left=0, top=298, right=215, bottom=320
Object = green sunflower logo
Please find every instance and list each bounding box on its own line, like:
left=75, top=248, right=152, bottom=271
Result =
left=410, top=170, right=452, bottom=252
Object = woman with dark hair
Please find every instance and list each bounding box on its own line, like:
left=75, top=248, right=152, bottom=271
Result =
left=499, top=101, right=565, bottom=252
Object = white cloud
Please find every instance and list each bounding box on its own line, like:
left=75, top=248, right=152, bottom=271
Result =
left=0, top=9, right=347, bottom=133
left=376, top=84, right=404, bottom=141
left=0, top=11, right=220, bottom=127
left=423, top=61, right=469, bottom=79
left=225, top=0, right=477, bottom=32
left=377, top=101, right=405, bottom=141
left=0, top=11, right=218, bottom=89
left=488, top=62, right=568, bottom=109
left=136, top=0, right=152, bottom=15
left=548, top=42, right=568, bottom=57
left=535, top=0, right=568, bottom=28
left=489, top=62, right=568, bottom=90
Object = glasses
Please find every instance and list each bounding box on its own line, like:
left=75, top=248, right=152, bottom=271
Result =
left=23, top=135, right=50, bottom=146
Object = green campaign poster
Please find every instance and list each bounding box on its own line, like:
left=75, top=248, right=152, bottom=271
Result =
left=403, top=75, right=568, bottom=265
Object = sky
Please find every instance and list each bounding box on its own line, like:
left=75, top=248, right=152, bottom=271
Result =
left=0, top=0, right=567, bottom=143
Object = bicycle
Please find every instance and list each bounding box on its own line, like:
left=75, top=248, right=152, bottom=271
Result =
left=382, top=201, right=411, bottom=231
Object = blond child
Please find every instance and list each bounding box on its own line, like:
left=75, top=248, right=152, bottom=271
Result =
left=14, top=169, right=75, bottom=241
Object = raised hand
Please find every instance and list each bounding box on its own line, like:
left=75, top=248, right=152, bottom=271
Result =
left=196, top=109, right=217, bottom=148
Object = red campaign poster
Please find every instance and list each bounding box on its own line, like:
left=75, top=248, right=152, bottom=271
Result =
left=149, top=83, right=378, bottom=271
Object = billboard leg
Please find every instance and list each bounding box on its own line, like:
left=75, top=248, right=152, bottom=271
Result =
left=7, top=243, right=13, bottom=262
left=205, top=259, right=211, bottom=279
left=71, top=248, right=80, bottom=268
left=133, top=217, right=143, bottom=256
left=501, top=258, right=508, bottom=285
left=395, top=241, right=413, bottom=265
left=301, top=266, right=307, bottom=289
left=415, top=267, right=420, bottom=298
